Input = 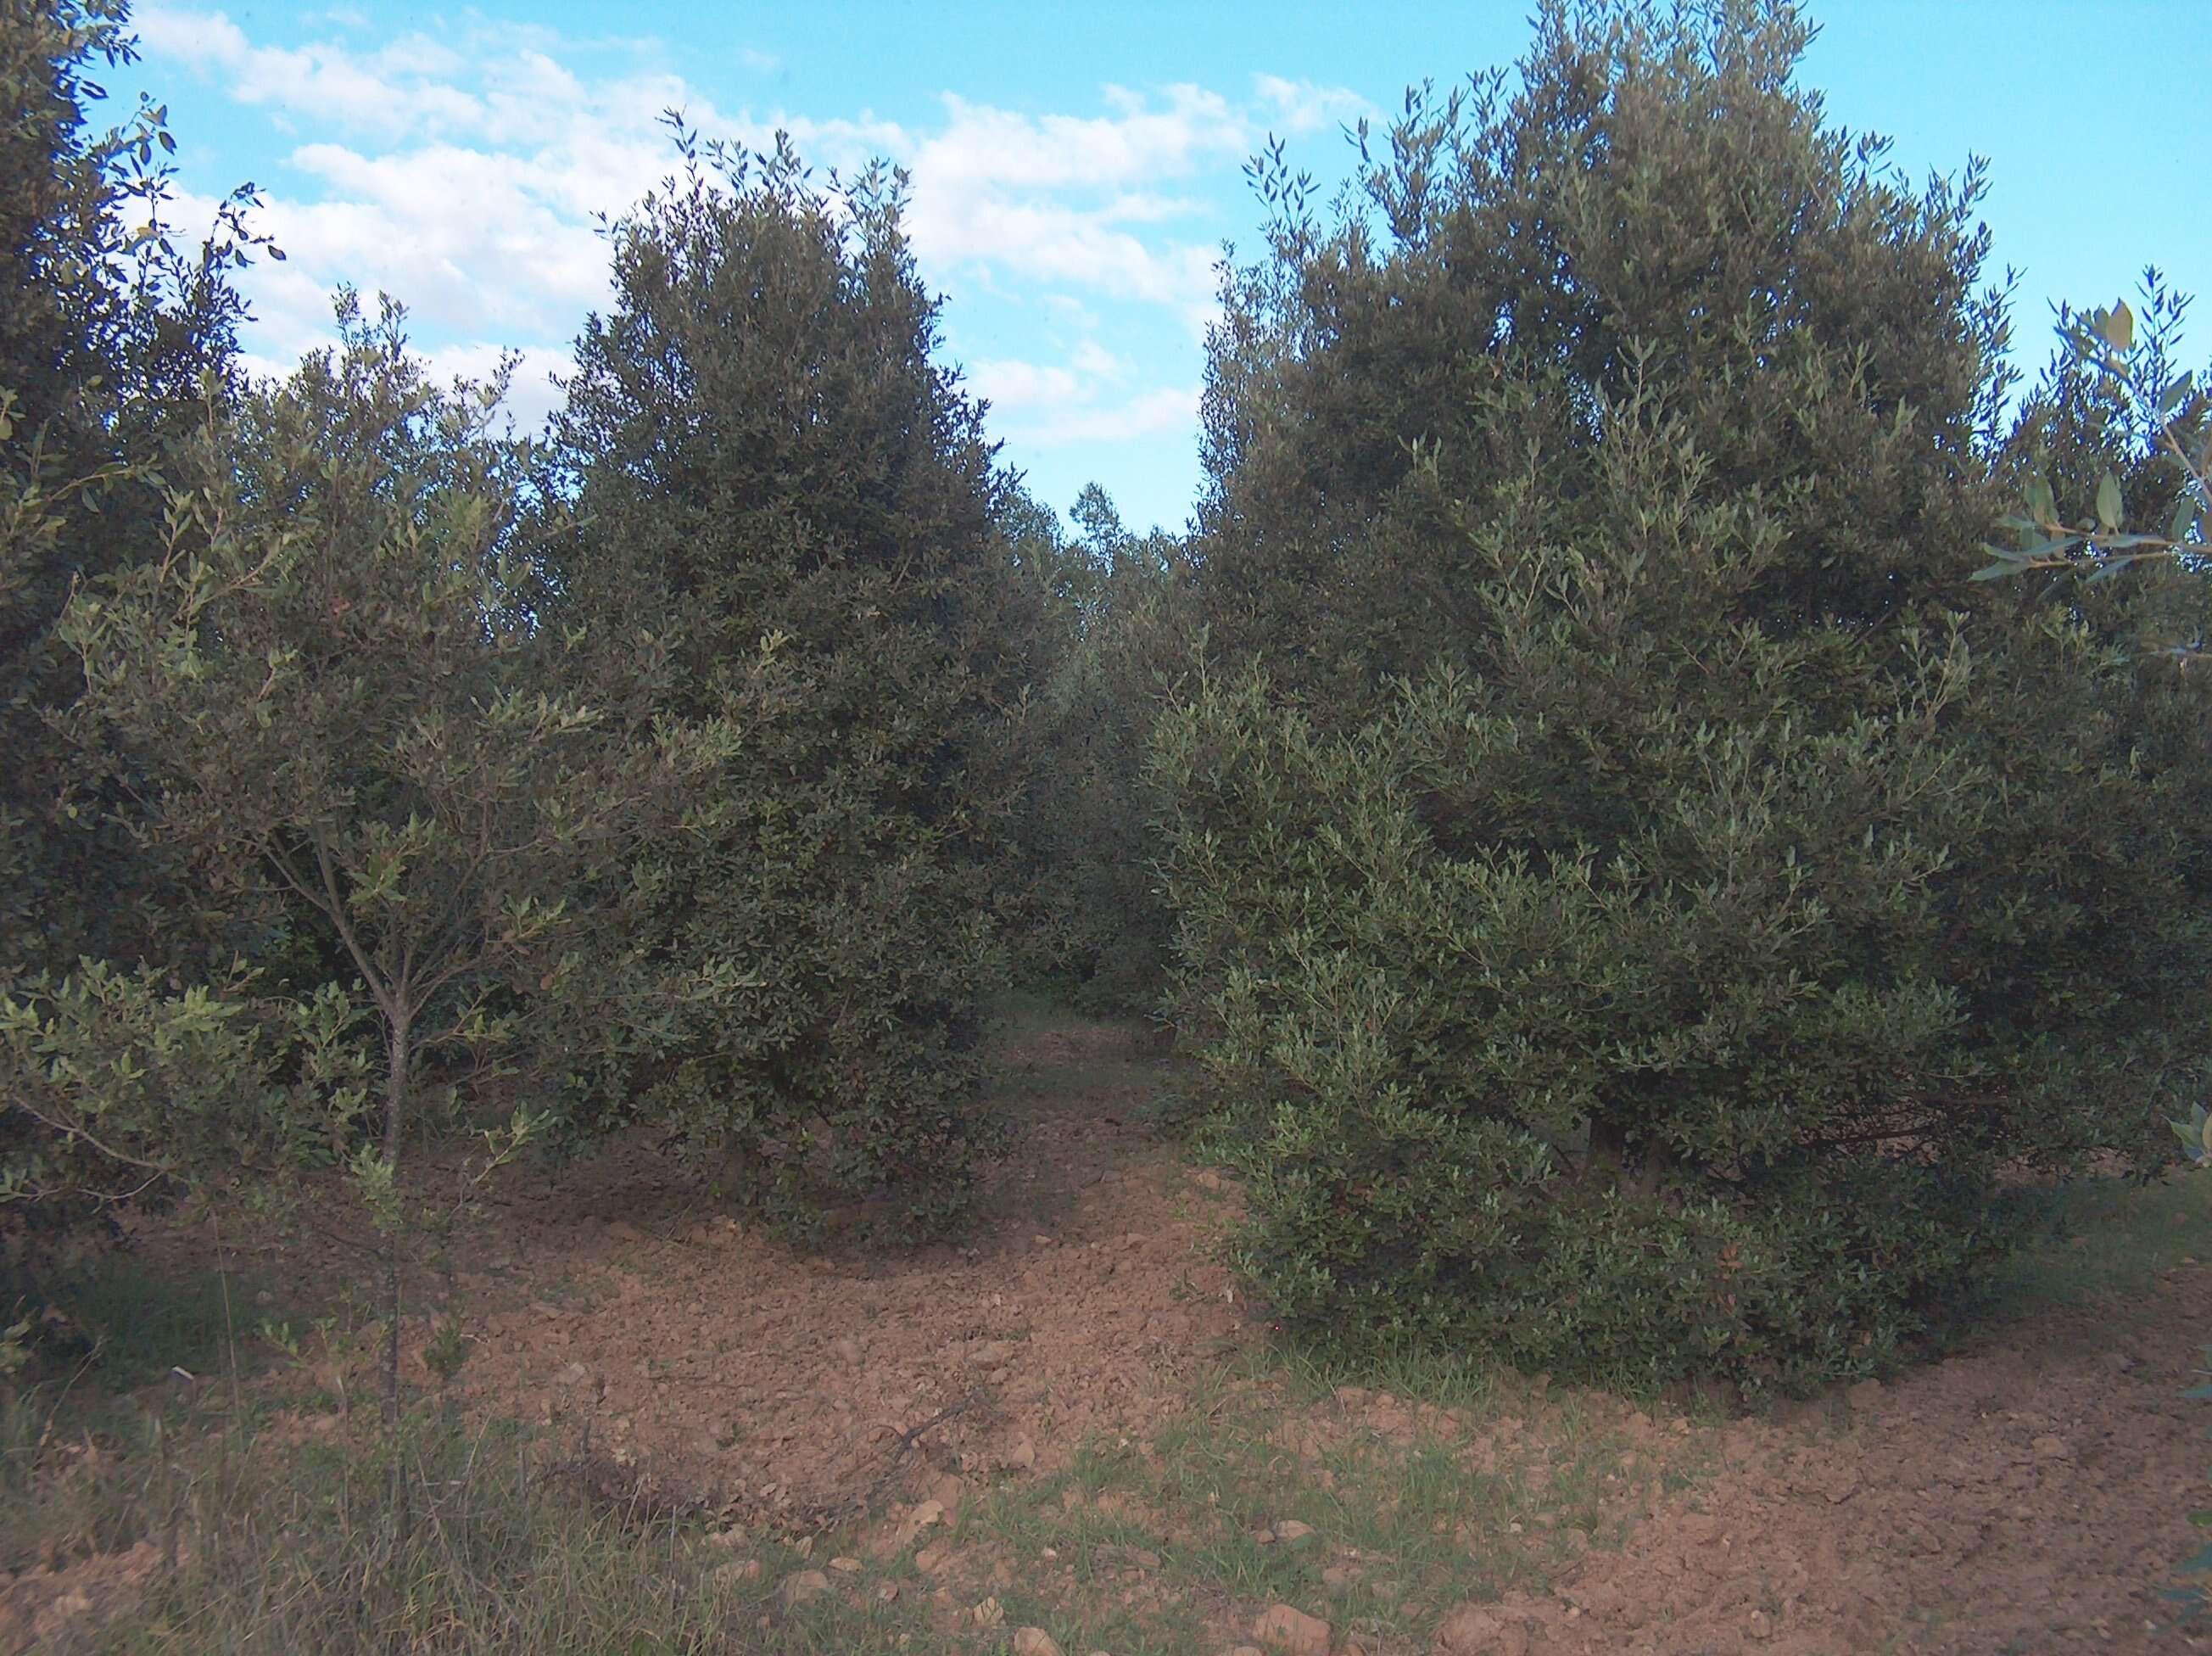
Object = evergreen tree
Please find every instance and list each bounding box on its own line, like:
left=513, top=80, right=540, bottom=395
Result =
left=1003, top=482, right=1192, bottom=1014
left=550, top=129, right=1030, bottom=1232
left=1, top=0, right=261, bottom=980
left=1161, top=0, right=2212, bottom=1390
left=2, top=0, right=275, bottom=1250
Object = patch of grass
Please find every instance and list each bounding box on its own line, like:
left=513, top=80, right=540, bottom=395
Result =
left=7, top=1400, right=769, bottom=1654
left=1976, top=1172, right=2210, bottom=1327
left=1229, top=1329, right=1508, bottom=1417
left=927, top=1358, right=1686, bottom=1655
left=4, top=1251, right=288, bottom=1395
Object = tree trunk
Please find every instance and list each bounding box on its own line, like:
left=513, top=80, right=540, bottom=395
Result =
left=383, top=1011, right=410, bottom=1161
left=381, top=1010, right=411, bottom=1541
left=383, top=1233, right=408, bottom=1541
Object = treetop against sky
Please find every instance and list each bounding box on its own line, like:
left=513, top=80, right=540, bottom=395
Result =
left=125, top=0, right=2209, bottom=536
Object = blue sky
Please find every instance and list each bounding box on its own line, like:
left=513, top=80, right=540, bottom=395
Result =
left=121, top=1, right=2209, bottom=537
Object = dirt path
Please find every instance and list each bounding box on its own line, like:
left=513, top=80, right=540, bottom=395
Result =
left=112, top=1018, right=2212, bottom=1653
left=1500, top=1265, right=2211, bottom=1653
left=423, top=1019, right=2212, bottom=1652
left=451, top=1023, right=1247, bottom=1525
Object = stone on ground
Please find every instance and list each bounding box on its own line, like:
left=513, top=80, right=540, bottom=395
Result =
left=776, top=1569, right=830, bottom=1608
left=1253, top=1603, right=1332, bottom=1656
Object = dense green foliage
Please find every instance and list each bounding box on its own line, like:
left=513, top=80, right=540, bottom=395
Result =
left=0, top=0, right=275, bottom=1243
left=62, top=298, right=716, bottom=1164
left=3, top=0, right=2203, bottom=1418
left=1158, top=0, right=2212, bottom=1390
left=1003, top=481, right=1191, bottom=1015
left=545, top=131, right=1036, bottom=1232
left=0, top=2, right=262, bottom=978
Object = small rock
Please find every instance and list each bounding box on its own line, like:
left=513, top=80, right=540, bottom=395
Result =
left=1253, top=1603, right=1332, bottom=1656
left=966, top=1340, right=1017, bottom=1368
left=1012, top=1629, right=1066, bottom=1656
left=875, top=1581, right=900, bottom=1603
left=2030, top=1434, right=2070, bottom=1461
left=888, top=1497, right=947, bottom=1550
left=1747, top=1608, right=1775, bottom=1640
left=1321, top=1565, right=1355, bottom=1592
left=831, top=1335, right=863, bottom=1366
left=1194, top=1170, right=1225, bottom=1190
left=552, top=1361, right=595, bottom=1389
left=1007, top=1434, right=1038, bottom=1470
left=972, top=1596, right=1007, bottom=1629
left=706, top=1525, right=749, bottom=1549
left=1436, top=1603, right=1530, bottom=1655
left=2101, top=1350, right=2138, bottom=1374
left=712, top=1558, right=762, bottom=1587
left=914, top=1543, right=952, bottom=1575
left=1846, top=1379, right=1883, bottom=1412
left=828, top=1556, right=863, bottom=1574
left=1271, top=1519, right=1317, bottom=1549
left=777, top=1569, right=831, bottom=1608
left=1097, top=1544, right=1161, bottom=1570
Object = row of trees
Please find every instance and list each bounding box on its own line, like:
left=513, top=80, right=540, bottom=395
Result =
left=5, top=0, right=2207, bottom=1395
left=0, top=9, right=1151, bottom=1348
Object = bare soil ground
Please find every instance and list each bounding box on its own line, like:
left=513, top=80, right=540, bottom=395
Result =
left=8, top=1016, right=2209, bottom=1655
left=450, top=1022, right=1248, bottom=1525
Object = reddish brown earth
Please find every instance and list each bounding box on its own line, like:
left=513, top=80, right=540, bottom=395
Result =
left=35, top=1019, right=2212, bottom=1654
left=447, top=1022, right=1246, bottom=1525
left=1466, top=1268, right=2212, bottom=1654
left=432, top=1021, right=2209, bottom=1652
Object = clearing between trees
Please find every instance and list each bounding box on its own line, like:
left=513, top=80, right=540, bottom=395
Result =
left=6, top=1014, right=2206, bottom=1656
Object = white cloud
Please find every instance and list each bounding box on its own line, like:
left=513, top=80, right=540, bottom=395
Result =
left=1071, top=339, right=1128, bottom=380
left=137, top=4, right=486, bottom=137
left=419, top=342, right=573, bottom=432
left=1254, top=74, right=1370, bottom=136
left=969, top=357, right=1086, bottom=413
left=137, top=4, right=1298, bottom=481
left=1021, top=385, right=1201, bottom=447
left=897, top=86, right=1248, bottom=331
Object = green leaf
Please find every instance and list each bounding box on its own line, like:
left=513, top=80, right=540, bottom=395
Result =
left=2173, top=495, right=2200, bottom=545
left=2097, top=472, right=2123, bottom=533
left=2026, top=473, right=2058, bottom=525
left=2086, top=557, right=2133, bottom=584
left=1969, top=562, right=2022, bottom=582
left=2097, top=299, right=2136, bottom=351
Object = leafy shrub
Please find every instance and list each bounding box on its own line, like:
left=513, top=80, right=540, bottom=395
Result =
left=0, top=0, right=265, bottom=988
left=0, top=961, right=278, bottom=1228
left=1159, top=0, right=2212, bottom=1392
left=1001, top=483, right=1192, bottom=1015
left=547, top=131, right=1031, bottom=1233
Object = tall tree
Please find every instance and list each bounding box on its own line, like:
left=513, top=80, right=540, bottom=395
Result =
left=1162, top=0, right=2212, bottom=1390
left=550, top=128, right=1031, bottom=1232
left=62, top=297, right=725, bottom=1456
left=1, top=0, right=261, bottom=979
